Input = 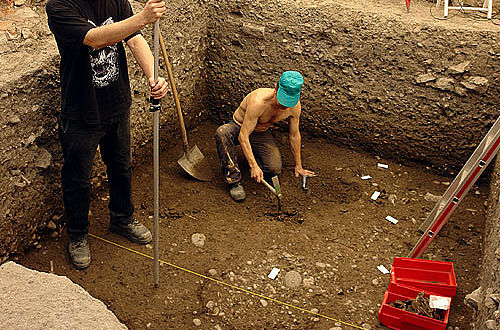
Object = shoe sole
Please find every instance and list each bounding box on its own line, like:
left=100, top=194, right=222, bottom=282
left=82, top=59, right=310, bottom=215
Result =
left=72, top=259, right=91, bottom=270
left=109, top=226, right=152, bottom=244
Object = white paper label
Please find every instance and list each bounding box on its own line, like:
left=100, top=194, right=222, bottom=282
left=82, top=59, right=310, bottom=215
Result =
left=429, top=295, right=451, bottom=310
left=377, top=265, right=390, bottom=274
left=361, top=175, right=372, bottom=180
left=268, top=267, right=280, bottom=280
left=371, top=191, right=381, bottom=200
left=385, top=215, right=398, bottom=224
left=377, top=163, right=389, bottom=169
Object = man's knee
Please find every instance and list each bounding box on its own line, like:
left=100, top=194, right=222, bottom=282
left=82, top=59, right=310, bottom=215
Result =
left=263, top=148, right=282, bottom=174
left=215, top=124, right=232, bottom=141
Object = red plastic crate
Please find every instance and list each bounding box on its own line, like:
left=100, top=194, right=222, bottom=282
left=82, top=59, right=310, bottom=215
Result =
left=378, top=283, right=450, bottom=330
left=390, top=257, right=457, bottom=297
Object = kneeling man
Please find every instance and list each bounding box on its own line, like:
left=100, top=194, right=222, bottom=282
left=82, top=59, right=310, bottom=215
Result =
left=215, top=71, right=314, bottom=201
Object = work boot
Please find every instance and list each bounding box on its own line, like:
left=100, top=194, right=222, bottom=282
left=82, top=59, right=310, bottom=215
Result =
left=69, top=235, right=91, bottom=270
left=229, top=183, right=246, bottom=201
left=110, top=218, right=152, bottom=244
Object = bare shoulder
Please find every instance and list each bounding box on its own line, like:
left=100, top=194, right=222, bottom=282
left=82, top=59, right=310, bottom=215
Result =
left=246, top=88, right=272, bottom=111
left=290, top=100, right=302, bottom=117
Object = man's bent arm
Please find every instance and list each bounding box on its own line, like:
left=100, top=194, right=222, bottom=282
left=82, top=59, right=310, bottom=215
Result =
left=239, top=112, right=260, bottom=170
left=127, top=35, right=153, bottom=80
left=83, top=0, right=165, bottom=49
left=289, top=112, right=303, bottom=169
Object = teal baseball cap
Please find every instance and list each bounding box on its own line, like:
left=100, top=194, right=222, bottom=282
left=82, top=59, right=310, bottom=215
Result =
left=276, top=71, right=304, bottom=108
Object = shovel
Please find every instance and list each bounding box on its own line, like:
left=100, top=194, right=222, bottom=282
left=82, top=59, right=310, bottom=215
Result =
left=159, top=32, right=211, bottom=181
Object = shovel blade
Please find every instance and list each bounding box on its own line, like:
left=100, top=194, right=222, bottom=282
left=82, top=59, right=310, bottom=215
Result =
left=177, top=145, right=211, bottom=181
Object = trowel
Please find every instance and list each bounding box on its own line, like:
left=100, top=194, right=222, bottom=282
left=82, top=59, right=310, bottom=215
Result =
left=261, top=176, right=282, bottom=211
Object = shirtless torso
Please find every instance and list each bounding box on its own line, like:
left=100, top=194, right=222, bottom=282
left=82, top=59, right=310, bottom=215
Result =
left=233, top=88, right=299, bottom=132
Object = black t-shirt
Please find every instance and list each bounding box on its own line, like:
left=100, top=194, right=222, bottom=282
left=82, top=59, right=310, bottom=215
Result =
left=46, top=0, right=141, bottom=124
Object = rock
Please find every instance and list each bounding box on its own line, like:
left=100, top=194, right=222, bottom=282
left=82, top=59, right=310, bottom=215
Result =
left=242, top=22, right=265, bottom=38
left=415, top=73, right=436, bottom=84
left=208, top=269, right=217, bottom=276
left=192, top=318, right=201, bottom=326
left=315, top=262, right=326, bottom=268
left=448, top=61, right=470, bottom=75
left=388, top=194, right=396, bottom=205
left=21, top=28, right=33, bottom=39
left=0, top=262, right=126, bottom=329
left=310, top=308, right=319, bottom=314
left=284, top=271, right=302, bottom=289
left=486, top=294, right=500, bottom=309
left=372, top=278, right=379, bottom=286
left=206, top=301, right=214, bottom=309
left=362, top=324, right=372, bottom=330
left=461, top=76, right=488, bottom=93
left=464, top=287, right=481, bottom=309
left=34, top=148, right=52, bottom=169
left=303, top=277, right=314, bottom=288
left=424, top=192, right=441, bottom=203
left=191, top=233, right=206, bottom=247
left=8, top=115, right=21, bottom=125
left=485, top=320, right=496, bottom=329
left=14, top=0, right=25, bottom=6
left=435, top=77, right=454, bottom=91
left=260, top=299, right=268, bottom=307
left=46, top=221, right=57, bottom=230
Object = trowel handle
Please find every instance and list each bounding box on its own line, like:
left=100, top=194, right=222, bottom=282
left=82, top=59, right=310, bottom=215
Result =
left=261, top=180, right=277, bottom=195
left=159, top=31, right=189, bottom=154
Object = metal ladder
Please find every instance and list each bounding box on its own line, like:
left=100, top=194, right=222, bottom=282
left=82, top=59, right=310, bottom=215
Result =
left=410, top=116, right=500, bottom=258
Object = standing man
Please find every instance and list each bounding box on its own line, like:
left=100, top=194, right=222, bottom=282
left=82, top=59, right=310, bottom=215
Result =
left=215, top=71, right=315, bottom=201
left=46, top=0, right=168, bottom=269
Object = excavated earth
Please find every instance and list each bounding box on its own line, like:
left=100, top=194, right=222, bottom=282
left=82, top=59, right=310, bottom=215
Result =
left=1, top=0, right=499, bottom=329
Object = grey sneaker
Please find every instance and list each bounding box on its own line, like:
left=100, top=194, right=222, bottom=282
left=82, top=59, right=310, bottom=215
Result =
left=110, top=219, right=152, bottom=244
left=229, top=183, right=246, bottom=201
left=69, top=235, right=91, bottom=270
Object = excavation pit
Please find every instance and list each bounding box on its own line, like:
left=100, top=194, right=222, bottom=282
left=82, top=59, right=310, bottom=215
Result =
left=1, top=0, right=499, bottom=328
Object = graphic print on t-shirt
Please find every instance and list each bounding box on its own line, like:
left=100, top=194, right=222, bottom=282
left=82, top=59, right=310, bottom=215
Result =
left=88, top=17, right=119, bottom=88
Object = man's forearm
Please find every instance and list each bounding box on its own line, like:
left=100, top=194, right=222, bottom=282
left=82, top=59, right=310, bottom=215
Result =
left=289, top=133, right=302, bottom=167
left=239, top=136, right=259, bottom=169
left=84, top=14, right=146, bottom=49
left=127, top=35, right=154, bottom=80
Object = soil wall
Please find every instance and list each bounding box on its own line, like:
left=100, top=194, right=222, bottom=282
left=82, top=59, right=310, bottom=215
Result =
left=477, top=158, right=500, bottom=328
left=0, top=0, right=209, bottom=262
left=206, top=0, right=499, bottom=175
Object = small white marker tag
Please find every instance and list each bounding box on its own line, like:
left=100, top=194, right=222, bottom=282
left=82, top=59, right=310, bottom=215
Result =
left=377, top=163, right=389, bottom=169
left=385, top=215, right=398, bottom=224
left=371, top=191, right=381, bottom=200
left=268, top=267, right=280, bottom=280
left=377, top=265, right=390, bottom=274
left=361, top=175, right=372, bottom=180
left=429, top=295, right=451, bottom=310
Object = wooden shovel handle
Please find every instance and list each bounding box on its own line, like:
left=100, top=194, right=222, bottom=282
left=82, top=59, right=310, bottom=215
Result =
left=159, top=30, right=189, bottom=153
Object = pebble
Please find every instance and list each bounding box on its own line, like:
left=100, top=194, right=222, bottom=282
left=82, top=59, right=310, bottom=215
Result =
left=485, top=320, right=496, bottom=329
left=310, top=308, right=319, bottom=314
left=372, top=278, right=379, bottom=286
left=206, top=301, right=214, bottom=309
left=284, top=271, right=302, bottom=289
left=8, top=115, right=21, bottom=125
left=208, top=269, right=217, bottom=276
left=260, top=299, right=268, bottom=307
left=191, top=233, right=206, bottom=247
left=303, top=277, right=314, bottom=288
left=192, top=318, right=201, bottom=326
left=362, top=323, right=372, bottom=329
left=315, top=262, right=326, bottom=268
left=46, top=220, right=57, bottom=230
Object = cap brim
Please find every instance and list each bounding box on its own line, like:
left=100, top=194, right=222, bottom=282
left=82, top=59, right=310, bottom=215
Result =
left=277, top=86, right=300, bottom=108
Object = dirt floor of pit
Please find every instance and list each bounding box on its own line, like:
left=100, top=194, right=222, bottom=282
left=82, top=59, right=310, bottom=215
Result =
left=19, top=122, right=486, bottom=329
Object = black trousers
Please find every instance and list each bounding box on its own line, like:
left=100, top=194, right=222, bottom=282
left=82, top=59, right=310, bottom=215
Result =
left=59, top=115, right=134, bottom=239
left=215, top=121, right=282, bottom=185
